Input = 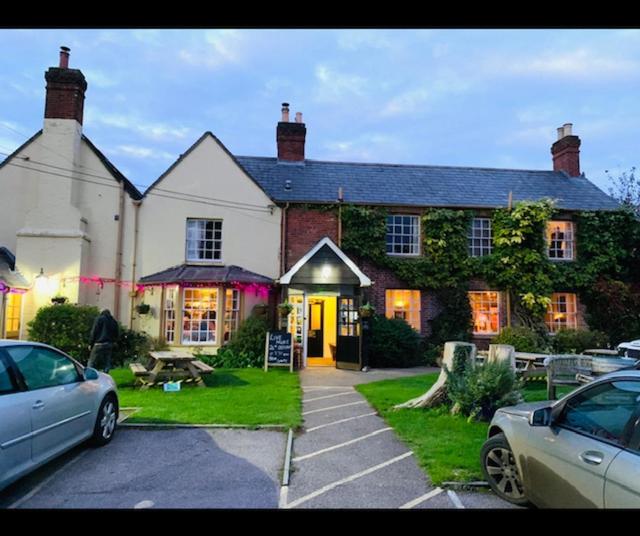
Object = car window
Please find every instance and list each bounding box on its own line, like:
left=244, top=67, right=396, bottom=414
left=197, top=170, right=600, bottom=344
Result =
left=557, top=380, right=640, bottom=446
left=6, top=346, right=81, bottom=390
left=0, top=354, right=17, bottom=395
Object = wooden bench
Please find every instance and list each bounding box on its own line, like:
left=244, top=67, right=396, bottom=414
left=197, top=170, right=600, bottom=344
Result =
left=545, top=355, right=593, bottom=400
left=130, top=362, right=150, bottom=376
left=191, top=360, right=214, bottom=374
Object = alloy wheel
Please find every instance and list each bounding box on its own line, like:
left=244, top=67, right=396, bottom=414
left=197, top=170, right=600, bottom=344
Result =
left=484, top=447, right=525, bottom=500
left=101, top=401, right=116, bottom=439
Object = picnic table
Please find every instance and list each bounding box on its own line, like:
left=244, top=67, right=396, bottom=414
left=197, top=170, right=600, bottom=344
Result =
left=129, top=351, right=214, bottom=389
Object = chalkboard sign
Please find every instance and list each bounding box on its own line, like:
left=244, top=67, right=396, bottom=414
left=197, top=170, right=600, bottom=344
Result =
left=264, top=331, right=294, bottom=372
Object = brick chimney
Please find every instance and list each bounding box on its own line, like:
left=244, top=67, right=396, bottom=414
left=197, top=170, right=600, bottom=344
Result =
left=551, top=123, right=581, bottom=177
left=277, top=102, right=306, bottom=162
left=44, top=46, right=88, bottom=125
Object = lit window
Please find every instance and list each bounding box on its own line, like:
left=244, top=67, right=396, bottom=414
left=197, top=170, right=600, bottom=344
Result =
left=546, top=293, right=577, bottom=333
left=223, top=288, right=240, bottom=343
left=468, top=218, right=493, bottom=257
left=547, top=221, right=574, bottom=260
left=186, top=219, right=222, bottom=262
left=385, top=290, right=421, bottom=331
left=5, top=293, right=22, bottom=339
left=182, top=288, right=218, bottom=344
left=386, top=215, right=420, bottom=256
left=163, top=286, right=178, bottom=344
left=469, top=291, right=500, bottom=335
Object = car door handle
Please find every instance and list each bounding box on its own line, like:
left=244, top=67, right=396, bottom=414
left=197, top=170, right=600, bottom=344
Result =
left=32, top=401, right=45, bottom=410
left=579, top=451, right=604, bottom=465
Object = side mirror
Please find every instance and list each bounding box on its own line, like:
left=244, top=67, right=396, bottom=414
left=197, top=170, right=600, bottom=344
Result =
left=84, top=367, right=100, bottom=381
left=529, top=406, right=552, bottom=427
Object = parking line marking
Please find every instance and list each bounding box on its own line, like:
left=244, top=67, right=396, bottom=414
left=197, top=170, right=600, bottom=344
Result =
left=302, top=401, right=367, bottom=415
left=447, top=489, right=465, bottom=509
left=8, top=450, right=88, bottom=509
left=305, top=391, right=357, bottom=403
left=134, top=500, right=155, bottom=509
left=399, top=487, right=444, bottom=509
left=302, top=386, right=355, bottom=391
left=284, top=452, right=413, bottom=509
left=305, top=412, right=378, bottom=433
left=293, top=428, right=393, bottom=462
left=279, top=486, right=289, bottom=509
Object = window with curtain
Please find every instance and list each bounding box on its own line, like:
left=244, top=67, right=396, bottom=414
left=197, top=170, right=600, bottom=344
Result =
left=223, top=288, right=240, bottom=343
left=546, top=293, right=578, bottom=333
left=163, top=286, right=178, bottom=343
left=547, top=221, right=574, bottom=260
left=186, top=219, right=222, bottom=262
left=385, top=289, right=421, bottom=331
left=182, top=288, right=218, bottom=344
left=469, top=291, right=500, bottom=335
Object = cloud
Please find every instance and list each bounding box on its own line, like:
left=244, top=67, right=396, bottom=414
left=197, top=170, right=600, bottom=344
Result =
left=313, top=64, right=368, bottom=103
left=85, top=108, right=193, bottom=142
left=381, top=88, right=431, bottom=117
left=109, top=144, right=175, bottom=160
left=320, top=133, right=406, bottom=162
left=336, top=30, right=397, bottom=51
left=82, top=69, right=118, bottom=88
left=178, top=30, right=245, bottom=70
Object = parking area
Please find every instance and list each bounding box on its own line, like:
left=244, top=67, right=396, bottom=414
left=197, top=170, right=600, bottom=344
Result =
left=0, top=428, right=287, bottom=509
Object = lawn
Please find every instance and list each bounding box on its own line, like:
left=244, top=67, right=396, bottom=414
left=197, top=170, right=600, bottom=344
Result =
left=110, top=367, right=302, bottom=428
left=355, top=373, right=575, bottom=485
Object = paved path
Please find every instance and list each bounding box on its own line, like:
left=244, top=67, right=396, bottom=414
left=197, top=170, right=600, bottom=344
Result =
left=282, top=367, right=522, bottom=509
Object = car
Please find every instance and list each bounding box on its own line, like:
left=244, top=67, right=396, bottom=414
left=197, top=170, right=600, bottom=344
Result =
left=480, top=370, right=640, bottom=508
left=618, top=339, right=640, bottom=360
left=0, top=340, right=118, bottom=492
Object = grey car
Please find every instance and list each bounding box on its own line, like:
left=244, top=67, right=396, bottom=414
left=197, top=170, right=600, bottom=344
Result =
left=0, top=340, right=118, bottom=491
left=480, top=371, right=640, bottom=508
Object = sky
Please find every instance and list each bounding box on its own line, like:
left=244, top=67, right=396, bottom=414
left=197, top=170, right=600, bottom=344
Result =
left=0, top=28, right=638, bottom=194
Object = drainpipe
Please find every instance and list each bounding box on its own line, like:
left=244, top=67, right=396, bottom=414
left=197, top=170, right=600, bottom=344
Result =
left=0, top=291, right=4, bottom=337
left=337, top=187, right=344, bottom=248
left=113, top=181, right=125, bottom=320
left=280, top=202, right=289, bottom=276
left=129, top=199, right=142, bottom=330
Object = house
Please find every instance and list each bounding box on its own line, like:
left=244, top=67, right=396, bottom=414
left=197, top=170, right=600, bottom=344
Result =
left=0, top=48, right=622, bottom=368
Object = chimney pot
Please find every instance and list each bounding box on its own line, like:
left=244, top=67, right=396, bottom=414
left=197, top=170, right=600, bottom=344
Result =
left=551, top=123, right=581, bottom=177
left=563, top=122, right=573, bottom=136
left=281, top=102, right=290, bottom=123
left=295, top=112, right=303, bottom=124
left=59, top=46, right=70, bottom=69
left=557, top=127, right=565, bottom=140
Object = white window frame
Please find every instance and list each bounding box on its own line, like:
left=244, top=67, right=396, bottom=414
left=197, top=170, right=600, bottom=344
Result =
left=468, top=217, right=493, bottom=257
left=186, top=219, right=223, bottom=263
left=163, top=286, right=178, bottom=344
left=181, top=287, right=219, bottom=345
left=223, top=288, right=241, bottom=344
left=547, top=221, right=575, bottom=261
left=546, top=293, right=578, bottom=333
left=385, top=289, right=421, bottom=331
left=469, top=291, right=501, bottom=335
left=386, top=214, right=420, bottom=256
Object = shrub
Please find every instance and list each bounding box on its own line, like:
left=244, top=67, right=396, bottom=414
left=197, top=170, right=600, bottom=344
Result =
left=206, top=315, right=270, bottom=368
left=428, top=287, right=473, bottom=347
left=28, top=303, right=100, bottom=364
left=551, top=328, right=610, bottom=354
left=491, top=326, right=549, bottom=353
left=112, top=327, right=151, bottom=367
left=446, top=360, right=524, bottom=422
left=369, top=315, right=421, bottom=368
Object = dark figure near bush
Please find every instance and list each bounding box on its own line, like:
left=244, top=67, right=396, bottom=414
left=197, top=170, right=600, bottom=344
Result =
left=88, top=309, right=119, bottom=373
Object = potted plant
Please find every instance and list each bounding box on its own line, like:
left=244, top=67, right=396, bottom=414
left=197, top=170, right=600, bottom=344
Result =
left=359, top=303, right=375, bottom=318
left=278, top=302, right=293, bottom=317
left=136, top=303, right=151, bottom=315
left=51, top=295, right=68, bottom=305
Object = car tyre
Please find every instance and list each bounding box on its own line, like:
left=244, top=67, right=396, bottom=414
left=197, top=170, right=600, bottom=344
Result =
left=90, top=393, right=118, bottom=447
left=480, top=433, right=530, bottom=506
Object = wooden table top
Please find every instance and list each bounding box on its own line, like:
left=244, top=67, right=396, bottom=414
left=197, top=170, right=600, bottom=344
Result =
left=149, top=351, right=195, bottom=361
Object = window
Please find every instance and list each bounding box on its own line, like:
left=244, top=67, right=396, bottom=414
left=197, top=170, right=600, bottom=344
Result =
left=4, top=292, right=22, bottom=339
left=469, top=291, right=500, bottom=335
left=186, top=219, right=222, bottom=262
left=223, top=288, right=240, bottom=343
left=338, top=298, right=359, bottom=337
left=0, top=354, right=17, bottom=395
left=547, top=221, right=574, bottom=260
left=385, top=290, right=421, bottom=331
left=468, top=218, right=493, bottom=257
left=7, top=346, right=80, bottom=390
left=558, top=380, right=640, bottom=446
left=182, top=288, right=218, bottom=344
left=386, top=215, right=420, bottom=256
left=546, top=293, right=578, bottom=333
left=163, top=286, right=178, bottom=344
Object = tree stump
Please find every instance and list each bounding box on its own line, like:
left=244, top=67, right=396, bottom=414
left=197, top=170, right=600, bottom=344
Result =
left=487, top=344, right=516, bottom=371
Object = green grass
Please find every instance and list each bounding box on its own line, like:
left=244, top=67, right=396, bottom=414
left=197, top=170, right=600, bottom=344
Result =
left=110, top=367, right=302, bottom=428
left=356, top=373, right=575, bottom=485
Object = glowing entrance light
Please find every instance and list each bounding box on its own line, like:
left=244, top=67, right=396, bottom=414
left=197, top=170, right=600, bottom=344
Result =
left=320, top=264, right=331, bottom=281
left=34, top=268, right=48, bottom=293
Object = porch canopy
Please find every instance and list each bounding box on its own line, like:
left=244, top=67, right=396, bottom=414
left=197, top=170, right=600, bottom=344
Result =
left=138, top=264, right=274, bottom=287
left=0, top=247, right=29, bottom=292
left=279, top=237, right=371, bottom=287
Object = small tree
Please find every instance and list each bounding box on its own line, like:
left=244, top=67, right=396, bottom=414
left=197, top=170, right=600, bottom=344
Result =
left=607, top=167, right=640, bottom=217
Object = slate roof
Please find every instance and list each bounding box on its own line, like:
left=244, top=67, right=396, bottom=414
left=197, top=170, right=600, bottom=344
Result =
left=235, top=157, right=620, bottom=211
left=139, top=264, right=274, bottom=285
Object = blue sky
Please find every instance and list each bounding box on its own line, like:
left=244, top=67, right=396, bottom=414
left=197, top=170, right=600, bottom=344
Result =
left=0, top=29, right=638, bottom=194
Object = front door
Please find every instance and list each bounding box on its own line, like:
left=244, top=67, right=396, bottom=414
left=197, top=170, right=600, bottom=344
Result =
left=307, top=301, right=324, bottom=358
left=336, top=296, right=361, bottom=370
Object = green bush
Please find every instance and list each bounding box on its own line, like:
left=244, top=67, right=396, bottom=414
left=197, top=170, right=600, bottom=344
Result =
left=28, top=303, right=100, bottom=364
left=446, top=360, right=524, bottom=422
left=428, top=287, right=473, bottom=346
left=491, top=326, right=549, bottom=353
left=370, top=315, right=421, bottom=368
left=205, top=315, right=270, bottom=368
left=550, top=328, right=610, bottom=354
left=112, top=327, right=152, bottom=367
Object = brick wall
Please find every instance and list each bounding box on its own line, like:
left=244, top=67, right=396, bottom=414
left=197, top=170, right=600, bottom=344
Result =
left=285, top=207, right=338, bottom=270
left=44, top=68, right=87, bottom=124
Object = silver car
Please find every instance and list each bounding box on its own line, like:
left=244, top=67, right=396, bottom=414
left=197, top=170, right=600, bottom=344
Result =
left=481, top=371, right=640, bottom=508
left=0, top=340, right=118, bottom=491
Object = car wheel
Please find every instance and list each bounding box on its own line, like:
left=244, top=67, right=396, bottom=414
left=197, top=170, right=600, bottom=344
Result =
left=91, top=393, right=118, bottom=446
left=480, top=433, right=530, bottom=506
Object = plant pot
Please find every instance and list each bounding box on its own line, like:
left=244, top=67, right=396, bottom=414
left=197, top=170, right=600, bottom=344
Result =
left=136, top=304, right=151, bottom=315
left=51, top=297, right=68, bottom=305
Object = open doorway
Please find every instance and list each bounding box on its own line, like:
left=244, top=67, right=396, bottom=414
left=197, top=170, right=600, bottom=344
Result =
left=306, top=296, right=337, bottom=367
